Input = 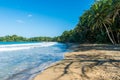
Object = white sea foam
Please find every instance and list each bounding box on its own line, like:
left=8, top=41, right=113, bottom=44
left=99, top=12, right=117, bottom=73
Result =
left=0, top=42, right=57, bottom=52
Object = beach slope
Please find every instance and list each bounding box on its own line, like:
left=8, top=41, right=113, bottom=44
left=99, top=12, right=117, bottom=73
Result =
left=33, top=44, right=120, bottom=80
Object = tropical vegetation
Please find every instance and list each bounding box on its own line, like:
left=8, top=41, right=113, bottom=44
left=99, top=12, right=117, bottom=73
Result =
left=0, top=35, right=53, bottom=42
left=58, top=0, right=120, bottom=44
left=0, top=0, right=120, bottom=44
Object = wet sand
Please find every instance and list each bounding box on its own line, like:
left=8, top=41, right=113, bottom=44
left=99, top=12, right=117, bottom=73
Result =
left=33, top=44, right=120, bottom=80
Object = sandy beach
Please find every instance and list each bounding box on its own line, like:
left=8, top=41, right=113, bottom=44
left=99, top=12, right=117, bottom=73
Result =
left=33, top=44, right=120, bottom=80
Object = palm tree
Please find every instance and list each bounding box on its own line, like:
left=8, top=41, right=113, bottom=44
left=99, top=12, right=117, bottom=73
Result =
left=110, top=0, right=120, bottom=21
left=110, top=0, right=120, bottom=44
left=88, top=0, right=115, bottom=44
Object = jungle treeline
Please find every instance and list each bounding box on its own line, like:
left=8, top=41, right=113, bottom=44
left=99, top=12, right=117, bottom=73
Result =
left=0, top=0, right=120, bottom=44
left=0, top=35, right=53, bottom=42
left=56, top=0, right=120, bottom=44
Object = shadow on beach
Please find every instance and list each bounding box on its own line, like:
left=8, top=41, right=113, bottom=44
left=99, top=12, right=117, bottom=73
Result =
left=51, top=52, right=120, bottom=80
left=69, top=44, right=120, bottom=51
left=33, top=44, right=120, bottom=80
left=34, top=44, right=120, bottom=80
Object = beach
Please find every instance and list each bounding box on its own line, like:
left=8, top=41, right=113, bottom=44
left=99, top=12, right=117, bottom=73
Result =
left=33, top=44, right=120, bottom=80
left=0, top=0, right=120, bottom=80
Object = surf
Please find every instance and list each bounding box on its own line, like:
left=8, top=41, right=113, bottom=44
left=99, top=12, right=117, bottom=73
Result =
left=0, top=42, right=57, bottom=52
left=0, top=42, right=68, bottom=80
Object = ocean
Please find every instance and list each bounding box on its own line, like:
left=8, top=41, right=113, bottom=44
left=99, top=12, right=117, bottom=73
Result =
left=0, top=42, right=68, bottom=80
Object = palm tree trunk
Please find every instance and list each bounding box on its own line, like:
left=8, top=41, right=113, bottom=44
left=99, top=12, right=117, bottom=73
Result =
left=110, top=30, right=116, bottom=44
left=103, top=24, right=115, bottom=44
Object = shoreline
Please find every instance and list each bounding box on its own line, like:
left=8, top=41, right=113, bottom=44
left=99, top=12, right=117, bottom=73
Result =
left=32, top=44, right=120, bottom=80
left=29, top=43, right=74, bottom=80
left=29, top=61, right=62, bottom=80
left=29, top=43, right=72, bottom=80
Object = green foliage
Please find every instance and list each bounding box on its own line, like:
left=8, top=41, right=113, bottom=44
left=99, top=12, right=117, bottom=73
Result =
left=0, top=35, right=53, bottom=42
left=28, top=37, right=53, bottom=42
left=0, top=0, right=119, bottom=44
left=59, top=0, right=120, bottom=44
left=0, top=35, right=27, bottom=42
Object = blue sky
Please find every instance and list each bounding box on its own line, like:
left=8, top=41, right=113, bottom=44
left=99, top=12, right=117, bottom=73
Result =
left=0, top=0, right=94, bottom=37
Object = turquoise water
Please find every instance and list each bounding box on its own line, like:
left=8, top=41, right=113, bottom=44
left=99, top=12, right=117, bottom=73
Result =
left=0, top=42, right=68, bottom=80
left=0, top=42, right=35, bottom=45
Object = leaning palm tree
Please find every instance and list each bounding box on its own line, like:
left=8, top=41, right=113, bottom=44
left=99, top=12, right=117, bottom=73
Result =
left=110, top=0, right=120, bottom=44
left=88, top=0, right=115, bottom=44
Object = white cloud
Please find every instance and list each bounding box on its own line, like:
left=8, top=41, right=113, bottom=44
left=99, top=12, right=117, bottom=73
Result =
left=16, top=20, right=24, bottom=23
left=28, top=14, right=32, bottom=17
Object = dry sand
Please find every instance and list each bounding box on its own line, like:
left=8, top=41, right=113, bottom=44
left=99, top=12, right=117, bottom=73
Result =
left=33, top=44, right=120, bottom=80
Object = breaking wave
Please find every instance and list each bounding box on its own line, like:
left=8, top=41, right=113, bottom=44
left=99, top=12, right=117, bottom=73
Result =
left=0, top=42, right=68, bottom=80
left=0, top=42, right=57, bottom=52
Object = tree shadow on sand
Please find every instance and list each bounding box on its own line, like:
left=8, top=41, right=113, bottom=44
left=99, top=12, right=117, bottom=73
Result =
left=70, top=44, right=120, bottom=51
left=48, top=53, right=120, bottom=80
